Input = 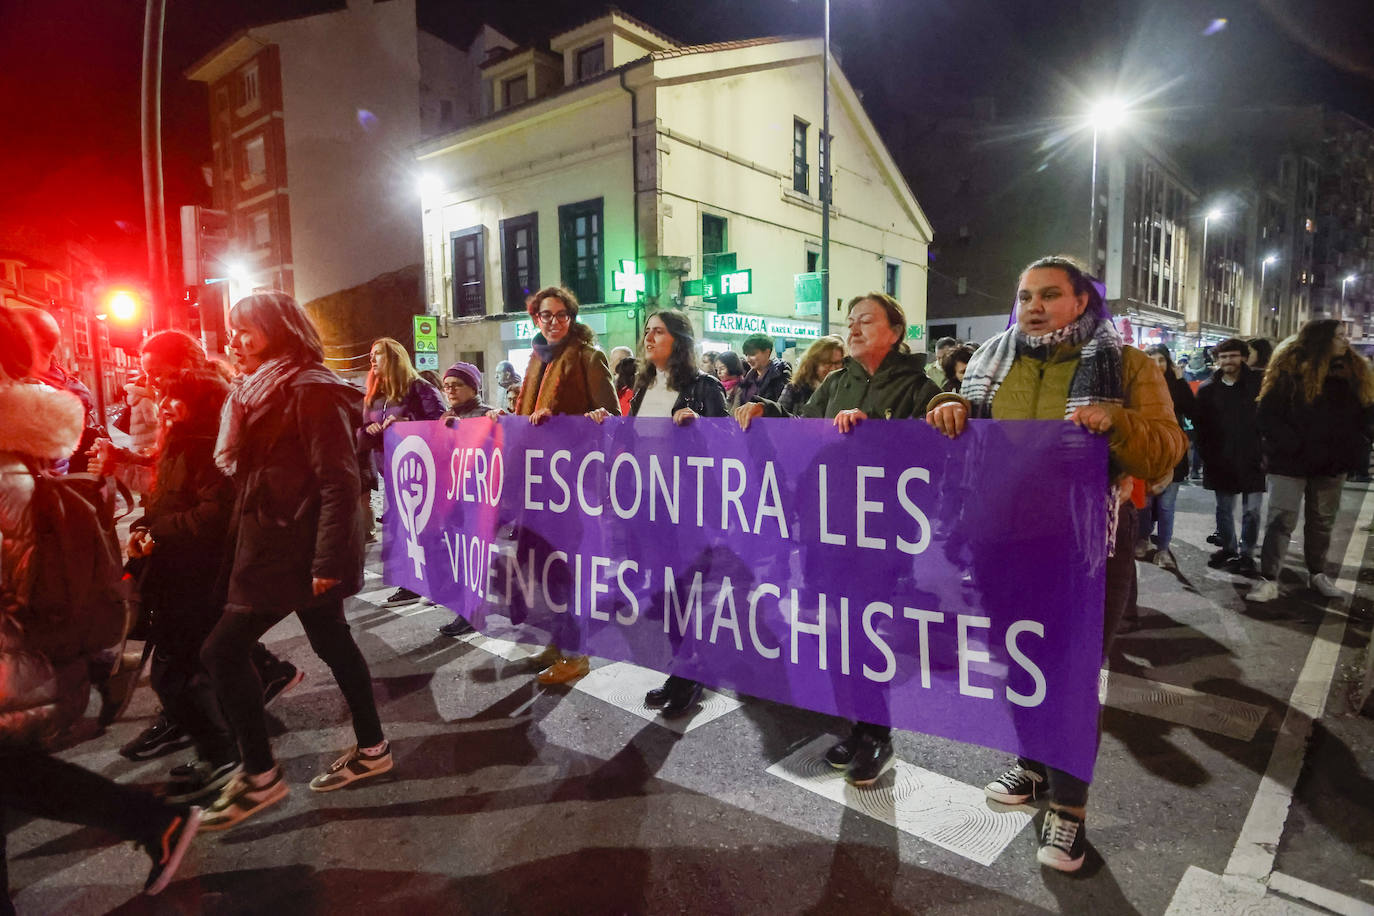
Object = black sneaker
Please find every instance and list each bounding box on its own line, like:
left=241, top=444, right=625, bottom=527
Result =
left=824, top=728, right=862, bottom=769
left=661, top=679, right=704, bottom=718
left=1207, top=548, right=1238, bottom=569
left=1037, top=808, right=1087, bottom=872
left=262, top=663, right=304, bottom=708
left=143, top=807, right=201, bottom=895
left=1206, top=532, right=1223, bottom=546
left=382, top=587, right=422, bottom=608
left=438, top=617, right=475, bottom=638
left=644, top=679, right=673, bottom=709
left=120, top=713, right=189, bottom=760
left=1226, top=555, right=1258, bottom=577
left=166, top=759, right=241, bottom=804
left=846, top=733, right=894, bottom=786
left=984, top=763, right=1044, bottom=804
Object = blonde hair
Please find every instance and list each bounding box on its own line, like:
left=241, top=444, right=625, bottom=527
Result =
left=794, top=335, right=845, bottom=389
left=365, top=337, right=420, bottom=405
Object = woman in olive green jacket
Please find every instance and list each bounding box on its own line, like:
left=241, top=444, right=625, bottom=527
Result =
left=736, top=293, right=941, bottom=787
left=927, top=256, right=1185, bottom=874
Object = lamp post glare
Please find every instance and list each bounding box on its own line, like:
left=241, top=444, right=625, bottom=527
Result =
left=1260, top=254, right=1277, bottom=334
left=1088, top=98, right=1132, bottom=276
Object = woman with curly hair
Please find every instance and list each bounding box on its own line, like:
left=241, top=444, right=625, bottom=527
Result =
left=1248, top=319, right=1374, bottom=601
left=508, top=285, right=619, bottom=684
left=777, top=335, right=845, bottom=415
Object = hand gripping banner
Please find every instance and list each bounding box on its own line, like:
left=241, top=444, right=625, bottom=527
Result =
left=384, top=416, right=1110, bottom=781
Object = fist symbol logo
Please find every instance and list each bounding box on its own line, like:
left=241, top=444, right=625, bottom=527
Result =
left=390, top=436, right=436, bottom=578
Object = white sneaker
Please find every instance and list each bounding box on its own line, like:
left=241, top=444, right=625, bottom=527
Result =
left=1310, top=573, right=1341, bottom=598
left=1247, top=579, right=1280, bottom=603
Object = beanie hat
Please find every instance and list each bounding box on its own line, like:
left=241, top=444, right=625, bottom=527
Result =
left=443, top=361, right=482, bottom=393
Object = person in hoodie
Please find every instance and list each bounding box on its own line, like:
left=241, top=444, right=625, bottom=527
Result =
left=731, top=333, right=792, bottom=408
left=199, top=291, right=389, bottom=831
left=0, top=307, right=200, bottom=903
left=1192, top=337, right=1266, bottom=575
left=735, top=292, right=940, bottom=788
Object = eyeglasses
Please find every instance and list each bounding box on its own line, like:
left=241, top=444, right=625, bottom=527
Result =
left=537, top=311, right=572, bottom=325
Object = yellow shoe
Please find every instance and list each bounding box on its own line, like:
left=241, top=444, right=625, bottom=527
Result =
left=537, top=654, right=590, bottom=684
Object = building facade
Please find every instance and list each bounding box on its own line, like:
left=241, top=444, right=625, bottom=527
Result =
left=185, top=0, right=514, bottom=370
left=414, top=11, right=933, bottom=385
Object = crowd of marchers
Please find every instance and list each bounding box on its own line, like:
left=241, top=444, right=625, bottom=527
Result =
left=0, top=254, right=1370, bottom=908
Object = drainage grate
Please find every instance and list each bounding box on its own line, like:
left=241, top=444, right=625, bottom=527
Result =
left=572, top=661, right=743, bottom=734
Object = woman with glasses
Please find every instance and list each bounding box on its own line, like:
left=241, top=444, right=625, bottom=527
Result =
left=778, top=335, right=846, bottom=415
left=588, top=309, right=728, bottom=715
left=512, top=286, right=619, bottom=684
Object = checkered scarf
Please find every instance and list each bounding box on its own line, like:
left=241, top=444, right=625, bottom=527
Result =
left=959, top=310, right=1124, bottom=419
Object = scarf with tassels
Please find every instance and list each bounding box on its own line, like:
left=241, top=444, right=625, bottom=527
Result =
left=959, top=309, right=1127, bottom=553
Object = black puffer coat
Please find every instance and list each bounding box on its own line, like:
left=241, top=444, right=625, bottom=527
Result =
left=225, top=370, right=366, bottom=612
left=1194, top=366, right=1264, bottom=493
left=1258, top=362, right=1374, bottom=479
left=134, top=428, right=232, bottom=650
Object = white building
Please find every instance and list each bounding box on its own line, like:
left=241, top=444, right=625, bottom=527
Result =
left=415, top=10, right=933, bottom=379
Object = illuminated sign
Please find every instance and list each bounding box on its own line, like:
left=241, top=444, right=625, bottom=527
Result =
left=705, top=312, right=819, bottom=340
left=611, top=259, right=645, bottom=303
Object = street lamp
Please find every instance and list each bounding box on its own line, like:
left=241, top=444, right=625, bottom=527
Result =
left=1260, top=254, right=1277, bottom=336
left=1342, top=273, right=1358, bottom=310
left=1199, top=207, right=1223, bottom=335
left=1086, top=97, right=1129, bottom=273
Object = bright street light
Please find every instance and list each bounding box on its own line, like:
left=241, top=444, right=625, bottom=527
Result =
left=1086, top=97, right=1132, bottom=271
left=1342, top=273, right=1358, bottom=309
left=108, top=290, right=139, bottom=322
left=417, top=173, right=442, bottom=199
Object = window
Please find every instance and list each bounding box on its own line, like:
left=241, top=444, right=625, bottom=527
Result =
left=885, top=261, right=900, bottom=297
left=450, top=227, right=486, bottom=318
left=806, top=248, right=820, bottom=273
left=702, top=214, right=727, bottom=256
left=242, top=136, right=266, bottom=181
left=957, top=277, right=968, bottom=296
left=503, top=75, right=528, bottom=108
left=576, top=42, right=605, bottom=81
left=240, top=63, right=259, bottom=110
left=251, top=211, right=271, bottom=247
left=500, top=213, right=539, bottom=312
left=558, top=198, right=604, bottom=305
left=793, top=119, right=809, bottom=194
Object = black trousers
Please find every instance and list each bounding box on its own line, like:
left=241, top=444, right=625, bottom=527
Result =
left=150, top=641, right=238, bottom=768
left=0, top=753, right=178, bottom=913
left=201, top=595, right=384, bottom=774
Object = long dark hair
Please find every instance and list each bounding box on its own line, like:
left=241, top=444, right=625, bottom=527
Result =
left=1019, top=256, right=1110, bottom=321
left=230, top=290, right=325, bottom=365
left=150, top=368, right=231, bottom=502
left=716, top=350, right=743, bottom=379
left=1261, top=318, right=1374, bottom=406
left=634, top=309, right=699, bottom=395
left=1144, top=343, right=1176, bottom=374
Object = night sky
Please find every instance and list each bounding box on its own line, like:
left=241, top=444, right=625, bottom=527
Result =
left=1, top=0, right=1370, bottom=280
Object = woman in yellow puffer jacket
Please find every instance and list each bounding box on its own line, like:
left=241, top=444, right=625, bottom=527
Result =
left=925, top=255, right=1186, bottom=874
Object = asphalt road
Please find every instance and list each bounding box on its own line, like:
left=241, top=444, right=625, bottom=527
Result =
left=9, top=482, right=1374, bottom=915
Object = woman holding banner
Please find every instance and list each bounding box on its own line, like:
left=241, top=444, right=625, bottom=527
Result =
left=512, top=286, right=620, bottom=684
left=925, top=256, right=1185, bottom=872
left=735, top=292, right=940, bottom=786
left=200, top=291, right=390, bottom=831
left=589, top=308, right=729, bottom=715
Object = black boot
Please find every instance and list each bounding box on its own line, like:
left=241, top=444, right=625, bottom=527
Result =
left=660, top=678, right=704, bottom=718
left=846, top=732, right=894, bottom=786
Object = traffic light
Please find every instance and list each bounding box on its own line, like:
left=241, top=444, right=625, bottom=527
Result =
left=102, top=288, right=147, bottom=353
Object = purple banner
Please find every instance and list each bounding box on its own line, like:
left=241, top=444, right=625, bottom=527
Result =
left=383, top=416, right=1109, bottom=781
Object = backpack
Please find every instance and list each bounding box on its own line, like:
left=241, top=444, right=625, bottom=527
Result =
left=23, top=464, right=133, bottom=664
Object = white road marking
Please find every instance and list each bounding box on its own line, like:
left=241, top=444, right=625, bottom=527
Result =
left=572, top=661, right=743, bottom=734
left=1268, top=871, right=1374, bottom=916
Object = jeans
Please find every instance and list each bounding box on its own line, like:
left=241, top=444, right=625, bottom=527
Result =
left=1019, top=503, right=1137, bottom=809
left=1138, top=482, right=1181, bottom=552
left=1214, top=490, right=1264, bottom=557
left=202, top=596, right=384, bottom=774
left=1259, top=474, right=1345, bottom=579
left=0, top=753, right=179, bottom=911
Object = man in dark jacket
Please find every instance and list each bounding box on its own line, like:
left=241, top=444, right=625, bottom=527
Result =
left=732, top=333, right=791, bottom=408
left=1193, top=338, right=1265, bottom=575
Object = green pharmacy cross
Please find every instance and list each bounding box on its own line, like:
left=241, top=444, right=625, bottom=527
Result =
left=612, top=260, right=646, bottom=303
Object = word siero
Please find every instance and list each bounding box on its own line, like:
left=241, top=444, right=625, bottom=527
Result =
left=445, top=446, right=504, bottom=506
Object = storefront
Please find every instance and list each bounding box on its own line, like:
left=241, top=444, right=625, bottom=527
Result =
left=695, top=308, right=821, bottom=362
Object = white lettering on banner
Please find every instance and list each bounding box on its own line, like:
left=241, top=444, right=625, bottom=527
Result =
left=437, top=535, right=1052, bottom=710
left=706, top=312, right=820, bottom=340
left=447, top=446, right=504, bottom=506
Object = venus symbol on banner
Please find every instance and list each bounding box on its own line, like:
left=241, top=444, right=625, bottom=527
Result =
left=390, top=435, right=437, bottom=577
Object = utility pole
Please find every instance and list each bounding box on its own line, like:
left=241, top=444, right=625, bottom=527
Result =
left=819, top=0, right=832, bottom=336
left=141, top=0, right=171, bottom=330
